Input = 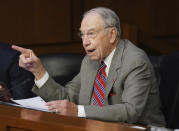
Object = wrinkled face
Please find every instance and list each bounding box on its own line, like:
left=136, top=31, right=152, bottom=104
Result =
left=79, top=13, right=115, bottom=61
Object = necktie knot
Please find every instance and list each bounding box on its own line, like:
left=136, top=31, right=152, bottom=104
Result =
left=99, top=61, right=106, bottom=77
left=100, top=61, right=106, bottom=68
left=99, top=61, right=106, bottom=71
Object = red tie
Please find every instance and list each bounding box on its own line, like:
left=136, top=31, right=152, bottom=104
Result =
left=92, top=62, right=107, bottom=107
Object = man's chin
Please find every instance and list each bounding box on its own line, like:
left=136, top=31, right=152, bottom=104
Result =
left=88, top=56, right=99, bottom=61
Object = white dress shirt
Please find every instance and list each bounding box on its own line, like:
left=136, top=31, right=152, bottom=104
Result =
left=35, top=48, right=116, bottom=117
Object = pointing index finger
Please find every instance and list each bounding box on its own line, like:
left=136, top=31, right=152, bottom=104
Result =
left=11, top=45, right=29, bottom=54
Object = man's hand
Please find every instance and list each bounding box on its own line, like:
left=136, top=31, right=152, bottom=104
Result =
left=12, top=45, right=46, bottom=80
left=46, top=99, right=78, bottom=116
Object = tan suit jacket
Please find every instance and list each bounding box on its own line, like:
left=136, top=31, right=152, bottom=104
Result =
left=32, top=39, right=165, bottom=126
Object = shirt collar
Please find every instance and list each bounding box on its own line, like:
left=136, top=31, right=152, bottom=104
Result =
left=104, top=48, right=116, bottom=70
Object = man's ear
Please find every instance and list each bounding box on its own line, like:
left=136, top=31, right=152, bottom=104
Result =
left=109, top=27, right=118, bottom=44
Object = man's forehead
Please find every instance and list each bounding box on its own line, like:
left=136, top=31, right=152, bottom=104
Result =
left=80, top=14, right=104, bottom=31
left=79, top=26, right=97, bottom=32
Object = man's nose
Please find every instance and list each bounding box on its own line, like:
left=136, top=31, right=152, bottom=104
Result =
left=82, top=36, right=90, bottom=47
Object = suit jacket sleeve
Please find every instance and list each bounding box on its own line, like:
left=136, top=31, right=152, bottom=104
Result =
left=32, top=72, right=81, bottom=104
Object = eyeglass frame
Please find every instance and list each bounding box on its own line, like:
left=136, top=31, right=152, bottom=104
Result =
left=78, top=26, right=114, bottom=40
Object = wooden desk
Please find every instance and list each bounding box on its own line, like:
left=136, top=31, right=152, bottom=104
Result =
left=0, top=104, right=146, bottom=131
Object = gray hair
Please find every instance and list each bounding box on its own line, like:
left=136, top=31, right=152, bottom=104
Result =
left=83, top=7, right=121, bottom=38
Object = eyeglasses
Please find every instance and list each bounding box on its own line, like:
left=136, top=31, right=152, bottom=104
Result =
left=78, top=26, right=113, bottom=40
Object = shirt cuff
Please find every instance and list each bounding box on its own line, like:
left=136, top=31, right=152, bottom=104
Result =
left=35, top=72, right=49, bottom=88
left=78, top=105, right=86, bottom=117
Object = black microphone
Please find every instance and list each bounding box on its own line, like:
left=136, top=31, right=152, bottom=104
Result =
left=0, top=78, right=32, bottom=100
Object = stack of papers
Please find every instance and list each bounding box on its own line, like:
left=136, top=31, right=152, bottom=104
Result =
left=12, top=96, right=49, bottom=112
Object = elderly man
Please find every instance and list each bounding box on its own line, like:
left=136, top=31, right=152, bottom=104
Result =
left=12, top=7, right=165, bottom=126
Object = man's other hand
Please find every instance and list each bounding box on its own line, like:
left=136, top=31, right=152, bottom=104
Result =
left=46, top=99, right=78, bottom=116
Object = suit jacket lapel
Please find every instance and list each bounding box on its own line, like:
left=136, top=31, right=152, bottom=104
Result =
left=104, top=40, right=125, bottom=104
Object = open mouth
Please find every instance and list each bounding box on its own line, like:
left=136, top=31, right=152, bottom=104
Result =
left=87, top=49, right=95, bottom=53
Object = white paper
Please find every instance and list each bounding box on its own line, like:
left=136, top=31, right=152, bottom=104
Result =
left=12, top=96, right=49, bottom=112
left=131, top=126, right=146, bottom=130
